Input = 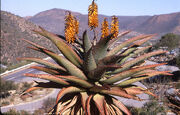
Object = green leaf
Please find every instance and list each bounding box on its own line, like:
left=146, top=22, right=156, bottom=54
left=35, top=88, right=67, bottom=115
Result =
left=83, top=30, right=92, bottom=54
left=108, top=30, right=131, bottom=49
left=121, top=47, right=137, bottom=56
left=115, top=71, right=172, bottom=87
left=103, top=63, right=167, bottom=84
left=92, top=33, right=114, bottom=62
left=31, top=66, right=67, bottom=75
left=57, top=75, right=93, bottom=88
left=33, top=27, right=83, bottom=68
left=88, top=64, right=121, bottom=80
left=107, top=34, right=155, bottom=56
left=98, top=54, right=126, bottom=65
left=119, top=46, right=152, bottom=64
left=112, top=50, right=167, bottom=74
left=84, top=48, right=97, bottom=76
left=31, top=48, right=87, bottom=80
left=17, top=57, right=66, bottom=72
left=24, top=73, right=70, bottom=86
left=132, top=34, right=156, bottom=46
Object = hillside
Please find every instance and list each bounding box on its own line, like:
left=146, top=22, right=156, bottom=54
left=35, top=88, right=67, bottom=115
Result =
left=28, top=8, right=180, bottom=35
left=1, top=11, right=59, bottom=66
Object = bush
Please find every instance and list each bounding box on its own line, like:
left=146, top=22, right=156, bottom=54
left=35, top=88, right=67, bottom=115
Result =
left=0, top=78, right=18, bottom=98
left=154, top=33, right=180, bottom=51
left=129, top=100, right=166, bottom=115
left=2, top=109, right=31, bottom=115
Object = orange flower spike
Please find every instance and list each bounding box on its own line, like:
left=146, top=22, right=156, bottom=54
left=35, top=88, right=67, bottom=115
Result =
left=101, top=18, right=109, bottom=38
left=110, top=16, right=119, bottom=38
left=74, top=17, right=79, bottom=35
left=64, top=11, right=78, bottom=43
left=88, top=0, right=98, bottom=29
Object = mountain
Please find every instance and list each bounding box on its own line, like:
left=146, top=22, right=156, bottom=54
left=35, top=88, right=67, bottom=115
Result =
left=1, top=11, right=59, bottom=66
left=28, top=8, right=180, bottom=35
left=136, top=12, right=180, bottom=34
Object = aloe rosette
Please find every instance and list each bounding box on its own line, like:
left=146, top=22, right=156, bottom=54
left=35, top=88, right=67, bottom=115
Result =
left=19, top=1, right=172, bottom=115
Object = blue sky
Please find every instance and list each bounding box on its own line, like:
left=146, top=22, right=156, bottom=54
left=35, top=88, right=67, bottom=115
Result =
left=1, top=0, right=180, bottom=17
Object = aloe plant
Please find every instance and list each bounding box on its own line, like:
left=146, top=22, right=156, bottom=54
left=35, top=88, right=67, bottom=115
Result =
left=19, top=1, right=172, bottom=115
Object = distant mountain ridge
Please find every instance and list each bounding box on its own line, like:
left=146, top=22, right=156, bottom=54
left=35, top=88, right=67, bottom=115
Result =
left=28, top=8, right=180, bottom=35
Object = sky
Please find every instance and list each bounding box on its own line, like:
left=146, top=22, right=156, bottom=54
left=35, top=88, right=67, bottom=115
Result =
left=1, top=0, right=180, bottom=17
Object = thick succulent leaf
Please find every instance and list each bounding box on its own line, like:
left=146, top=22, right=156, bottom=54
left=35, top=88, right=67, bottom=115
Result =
left=59, top=95, right=78, bottom=114
left=124, top=86, right=145, bottom=95
left=72, top=43, right=84, bottom=58
left=90, top=86, right=140, bottom=101
left=17, top=57, right=66, bottom=72
left=103, top=63, right=167, bottom=84
left=108, top=30, right=131, bottom=49
left=28, top=46, right=87, bottom=79
left=109, top=104, right=117, bottom=115
left=73, top=95, right=83, bottom=115
left=84, top=48, right=97, bottom=75
left=25, top=73, right=70, bottom=86
left=121, top=47, right=137, bottom=56
left=21, top=87, right=42, bottom=96
left=124, top=86, right=157, bottom=98
left=134, top=70, right=172, bottom=77
left=103, top=100, right=109, bottom=115
left=83, top=30, right=92, bottom=54
left=57, top=75, right=93, bottom=88
left=29, top=48, right=87, bottom=80
left=22, top=81, right=66, bottom=95
left=88, top=64, right=121, bottom=80
left=93, top=94, right=105, bottom=115
left=33, top=27, right=83, bottom=67
left=62, top=108, right=72, bottom=115
left=23, top=39, right=45, bottom=49
left=25, top=39, right=84, bottom=70
left=98, top=54, right=126, bottom=66
left=107, top=34, right=155, bottom=56
left=132, top=69, right=158, bottom=77
left=36, top=81, right=66, bottom=89
left=56, top=86, right=85, bottom=104
left=132, top=34, right=156, bottom=46
left=119, top=46, right=152, bottom=64
left=56, top=101, right=62, bottom=115
left=92, top=33, right=114, bottom=62
left=112, top=98, right=131, bottom=115
left=80, top=92, right=88, bottom=114
left=75, top=37, right=83, bottom=46
left=86, top=95, right=93, bottom=115
left=112, top=50, right=167, bottom=73
left=30, top=66, right=66, bottom=75
left=116, top=71, right=172, bottom=87
left=111, top=104, right=123, bottom=115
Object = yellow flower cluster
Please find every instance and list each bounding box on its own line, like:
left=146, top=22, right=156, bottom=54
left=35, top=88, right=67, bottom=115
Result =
left=65, top=12, right=79, bottom=43
left=110, top=16, right=119, bottom=38
left=101, top=18, right=109, bottom=38
left=88, top=0, right=98, bottom=30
